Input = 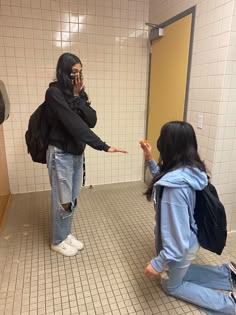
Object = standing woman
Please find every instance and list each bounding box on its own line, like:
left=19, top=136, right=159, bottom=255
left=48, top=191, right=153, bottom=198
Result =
left=140, top=121, right=236, bottom=315
left=45, top=53, right=127, bottom=256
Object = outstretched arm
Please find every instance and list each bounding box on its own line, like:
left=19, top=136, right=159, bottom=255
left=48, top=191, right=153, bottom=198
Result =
left=139, top=141, right=160, bottom=176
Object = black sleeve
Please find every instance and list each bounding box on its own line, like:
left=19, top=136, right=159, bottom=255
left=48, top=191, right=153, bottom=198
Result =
left=45, top=86, right=110, bottom=151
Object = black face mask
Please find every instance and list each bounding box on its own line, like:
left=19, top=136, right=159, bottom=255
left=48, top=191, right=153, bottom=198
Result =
left=157, top=137, right=161, bottom=152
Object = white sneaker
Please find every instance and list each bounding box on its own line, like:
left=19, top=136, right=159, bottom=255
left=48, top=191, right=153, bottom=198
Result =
left=51, top=240, right=78, bottom=256
left=65, top=234, right=84, bottom=251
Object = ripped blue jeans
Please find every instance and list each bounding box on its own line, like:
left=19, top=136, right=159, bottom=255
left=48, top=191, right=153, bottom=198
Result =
left=161, top=236, right=236, bottom=315
left=47, top=145, right=83, bottom=245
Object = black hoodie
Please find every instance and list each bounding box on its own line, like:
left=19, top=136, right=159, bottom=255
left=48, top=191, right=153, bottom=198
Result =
left=45, top=83, right=110, bottom=155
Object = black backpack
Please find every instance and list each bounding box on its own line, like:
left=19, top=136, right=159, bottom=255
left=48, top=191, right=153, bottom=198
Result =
left=194, top=182, right=227, bottom=255
left=25, top=97, right=97, bottom=164
left=159, top=182, right=227, bottom=255
left=25, top=102, right=49, bottom=164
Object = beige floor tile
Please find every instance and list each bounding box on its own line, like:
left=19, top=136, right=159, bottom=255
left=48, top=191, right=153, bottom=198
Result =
left=0, top=182, right=235, bottom=315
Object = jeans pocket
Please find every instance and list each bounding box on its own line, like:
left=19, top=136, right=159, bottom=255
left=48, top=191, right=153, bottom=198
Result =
left=54, top=147, right=65, bottom=154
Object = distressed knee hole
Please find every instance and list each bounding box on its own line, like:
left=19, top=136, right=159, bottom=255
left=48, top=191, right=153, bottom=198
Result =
left=61, top=202, right=71, bottom=211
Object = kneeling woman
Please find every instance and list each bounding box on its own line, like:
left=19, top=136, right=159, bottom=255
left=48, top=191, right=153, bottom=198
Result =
left=140, top=121, right=236, bottom=315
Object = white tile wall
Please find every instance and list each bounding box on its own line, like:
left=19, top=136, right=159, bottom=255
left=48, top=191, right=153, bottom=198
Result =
left=149, top=0, right=236, bottom=231
left=0, top=0, right=149, bottom=193
left=2, top=0, right=236, bottom=231
left=221, top=2, right=236, bottom=231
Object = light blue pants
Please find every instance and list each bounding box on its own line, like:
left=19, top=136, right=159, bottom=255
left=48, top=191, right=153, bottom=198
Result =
left=161, top=238, right=236, bottom=315
left=47, top=145, right=83, bottom=245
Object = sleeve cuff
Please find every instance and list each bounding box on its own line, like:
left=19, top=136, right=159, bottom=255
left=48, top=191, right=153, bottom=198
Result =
left=151, top=257, right=164, bottom=273
left=103, top=143, right=110, bottom=152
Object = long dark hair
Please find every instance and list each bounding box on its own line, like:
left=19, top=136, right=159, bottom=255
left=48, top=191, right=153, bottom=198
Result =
left=145, top=121, right=207, bottom=201
left=56, top=52, right=82, bottom=95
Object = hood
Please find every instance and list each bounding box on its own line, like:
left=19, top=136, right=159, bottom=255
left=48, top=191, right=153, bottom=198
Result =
left=155, top=167, right=208, bottom=191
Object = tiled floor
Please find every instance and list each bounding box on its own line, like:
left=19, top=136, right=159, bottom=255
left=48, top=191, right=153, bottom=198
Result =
left=0, top=181, right=235, bottom=315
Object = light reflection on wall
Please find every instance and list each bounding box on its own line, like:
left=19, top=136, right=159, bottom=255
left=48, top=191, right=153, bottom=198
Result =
left=53, top=15, right=86, bottom=48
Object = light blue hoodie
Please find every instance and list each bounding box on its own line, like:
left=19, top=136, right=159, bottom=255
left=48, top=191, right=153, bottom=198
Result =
left=147, top=159, right=208, bottom=272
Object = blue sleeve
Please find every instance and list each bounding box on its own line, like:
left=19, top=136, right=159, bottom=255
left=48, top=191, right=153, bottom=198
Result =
left=151, top=187, right=191, bottom=272
left=147, top=159, right=160, bottom=176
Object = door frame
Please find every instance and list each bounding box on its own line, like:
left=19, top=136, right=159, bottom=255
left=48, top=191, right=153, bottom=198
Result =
left=146, top=5, right=196, bottom=134
left=144, top=6, right=196, bottom=183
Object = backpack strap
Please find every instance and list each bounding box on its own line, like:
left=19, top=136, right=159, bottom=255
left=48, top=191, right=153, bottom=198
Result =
left=156, top=185, right=164, bottom=252
left=190, top=190, right=198, bottom=236
left=82, top=155, right=86, bottom=186
left=159, top=185, right=164, bottom=200
left=190, top=224, right=197, bottom=236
